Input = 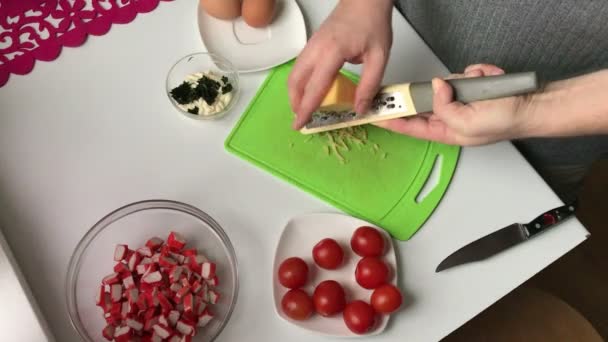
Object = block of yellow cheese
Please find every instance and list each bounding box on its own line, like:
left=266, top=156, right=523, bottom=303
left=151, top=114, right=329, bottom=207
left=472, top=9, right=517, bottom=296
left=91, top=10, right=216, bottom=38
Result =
left=318, top=73, right=357, bottom=112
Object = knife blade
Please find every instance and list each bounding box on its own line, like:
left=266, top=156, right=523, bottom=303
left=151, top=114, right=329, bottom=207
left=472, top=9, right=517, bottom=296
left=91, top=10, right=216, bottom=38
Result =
left=436, top=201, right=578, bottom=272
left=301, top=71, right=539, bottom=134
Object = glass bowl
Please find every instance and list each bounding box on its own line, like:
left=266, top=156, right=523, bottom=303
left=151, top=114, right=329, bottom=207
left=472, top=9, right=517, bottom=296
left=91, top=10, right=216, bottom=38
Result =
left=66, top=200, right=239, bottom=341
left=166, top=52, right=240, bottom=120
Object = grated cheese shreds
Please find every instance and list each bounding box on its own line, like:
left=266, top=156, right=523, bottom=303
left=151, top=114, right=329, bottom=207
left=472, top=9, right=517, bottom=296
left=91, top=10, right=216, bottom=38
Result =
left=321, top=126, right=383, bottom=163
left=326, top=133, right=346, bottom=164
left=316, top=125, right=389, bottom=163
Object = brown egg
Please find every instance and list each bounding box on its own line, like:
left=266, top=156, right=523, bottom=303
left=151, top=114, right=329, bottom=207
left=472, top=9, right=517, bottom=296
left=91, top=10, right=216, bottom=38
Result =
left=242, top=0, right=276, bottom=28
left=200, top=0, right=242, bottom=20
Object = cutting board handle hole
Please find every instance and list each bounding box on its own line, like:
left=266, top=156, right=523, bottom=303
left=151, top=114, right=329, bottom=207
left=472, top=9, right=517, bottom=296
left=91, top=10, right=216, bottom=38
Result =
left=415, top=154, right=443, bottom=203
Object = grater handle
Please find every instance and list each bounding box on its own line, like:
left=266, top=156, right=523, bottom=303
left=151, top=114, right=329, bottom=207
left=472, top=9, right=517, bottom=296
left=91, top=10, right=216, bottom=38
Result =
left=408, top=72, right=539, bottom=113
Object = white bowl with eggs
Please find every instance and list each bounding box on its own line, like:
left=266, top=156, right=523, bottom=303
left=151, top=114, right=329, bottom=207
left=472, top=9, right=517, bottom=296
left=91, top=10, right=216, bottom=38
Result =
left=197, top=0, right=307, bottom=73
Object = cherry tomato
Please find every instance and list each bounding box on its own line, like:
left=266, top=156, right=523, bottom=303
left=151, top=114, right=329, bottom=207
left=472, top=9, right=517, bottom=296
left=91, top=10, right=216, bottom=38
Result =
left=278, top=257, right=308, bottom=289
left=313, top=280, right=346, bottom=316
left=281, top=289, right=314, bottom=321
left=312, top=238, right=344, bottom=269
left=343, top=300, right=376, bottom=334
left=350, top=226, right=385, bottom=257
left=355, top=257, right=389, bottom=289
left=370, top=284, right=402, bottom=314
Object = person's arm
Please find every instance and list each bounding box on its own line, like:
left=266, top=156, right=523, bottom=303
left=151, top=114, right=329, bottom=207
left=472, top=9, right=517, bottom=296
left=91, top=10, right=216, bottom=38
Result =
left=288, top=0, right=393, bottom=129
left=376, top=65, right=608, bottom=146
left=524, top=70, right=608, bottom=137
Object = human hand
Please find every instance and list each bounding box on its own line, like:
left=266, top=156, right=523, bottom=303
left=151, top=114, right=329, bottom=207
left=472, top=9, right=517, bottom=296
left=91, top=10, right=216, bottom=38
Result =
left=375, top=64, right=534, bottom=146
left=288, top=0, right=393, bottom=129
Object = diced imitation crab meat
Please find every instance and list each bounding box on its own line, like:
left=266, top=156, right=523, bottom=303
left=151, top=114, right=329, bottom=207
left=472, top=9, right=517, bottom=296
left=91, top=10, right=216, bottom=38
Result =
left=95, top=232, right=221, bottom=341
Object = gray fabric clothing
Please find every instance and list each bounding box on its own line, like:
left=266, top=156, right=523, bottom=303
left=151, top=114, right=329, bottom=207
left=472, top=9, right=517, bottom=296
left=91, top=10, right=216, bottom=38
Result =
left=395, top=0, right=608, bottom=199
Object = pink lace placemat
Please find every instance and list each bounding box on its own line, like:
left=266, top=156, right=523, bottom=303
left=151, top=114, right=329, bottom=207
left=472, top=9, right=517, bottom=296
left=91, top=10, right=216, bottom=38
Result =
left=0, top=0, right=173, bottom=87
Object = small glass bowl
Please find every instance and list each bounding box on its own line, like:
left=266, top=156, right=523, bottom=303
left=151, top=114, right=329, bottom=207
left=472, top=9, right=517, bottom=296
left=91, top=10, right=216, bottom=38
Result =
left=166, top=52, right=240, bottom=120
left=66, top=200, right=239, bottom=341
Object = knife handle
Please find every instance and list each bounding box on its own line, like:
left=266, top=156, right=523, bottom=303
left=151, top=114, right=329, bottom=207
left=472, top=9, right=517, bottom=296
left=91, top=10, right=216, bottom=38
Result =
left=524, top=201, right=578, bottom=237
left=409, top=72, right=539, bottom=113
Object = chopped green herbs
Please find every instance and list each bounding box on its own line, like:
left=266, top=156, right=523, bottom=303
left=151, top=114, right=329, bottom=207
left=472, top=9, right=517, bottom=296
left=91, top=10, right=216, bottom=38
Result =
left=221, top=83, right=233, bottom=94
left=170, top=72, right=234, bottom=115
left=195, top=76, right=221, bottom=105
left=170, top=81, right=197, bottom=105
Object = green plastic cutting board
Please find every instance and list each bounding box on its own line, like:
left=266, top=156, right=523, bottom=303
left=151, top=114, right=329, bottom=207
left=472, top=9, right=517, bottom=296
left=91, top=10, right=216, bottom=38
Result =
left=225, top=61, right=460, bottom=240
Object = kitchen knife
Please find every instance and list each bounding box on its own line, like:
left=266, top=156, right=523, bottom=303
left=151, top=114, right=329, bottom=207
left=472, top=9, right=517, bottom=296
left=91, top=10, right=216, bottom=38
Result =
left=436, top=201, right=577, bottom=272
left=301, top=72, right=539, bottom=134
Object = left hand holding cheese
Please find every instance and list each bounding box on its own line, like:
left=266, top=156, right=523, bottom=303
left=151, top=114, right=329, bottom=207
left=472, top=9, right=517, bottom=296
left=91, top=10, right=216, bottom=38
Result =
left=288, top=0, right=394, bottom=130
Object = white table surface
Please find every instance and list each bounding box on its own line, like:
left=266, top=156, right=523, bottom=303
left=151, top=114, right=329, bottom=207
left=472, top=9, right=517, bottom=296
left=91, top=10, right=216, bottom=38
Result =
left=0, top=0, right=589, bottom=341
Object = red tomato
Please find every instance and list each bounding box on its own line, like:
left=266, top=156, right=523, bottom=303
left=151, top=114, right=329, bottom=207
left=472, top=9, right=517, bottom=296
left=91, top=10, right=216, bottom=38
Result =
left=350, top=226, right=385, bottom=257
left=355, top=257, right=389, bottom=289
left=370, top=284, right=402, bottom=314
left=313, top=280, right=346, bottom=316
left=281, top=289, right=314, bottom=321
left=343, top=300, right=376, bottom=334
left=312, top=238, right=344, bottom=270
left=278, top=257, right=308, bottom=289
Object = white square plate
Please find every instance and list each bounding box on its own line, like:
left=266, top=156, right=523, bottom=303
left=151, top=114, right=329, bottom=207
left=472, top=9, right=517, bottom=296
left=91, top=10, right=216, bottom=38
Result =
left=272, top=213, right=397, bottom=337
left=197, top=0, right=307, bottom=73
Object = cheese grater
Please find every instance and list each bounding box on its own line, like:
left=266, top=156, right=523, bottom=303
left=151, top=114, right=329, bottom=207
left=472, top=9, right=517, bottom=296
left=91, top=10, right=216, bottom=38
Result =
left=301, top=72, right=539, bottom=134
